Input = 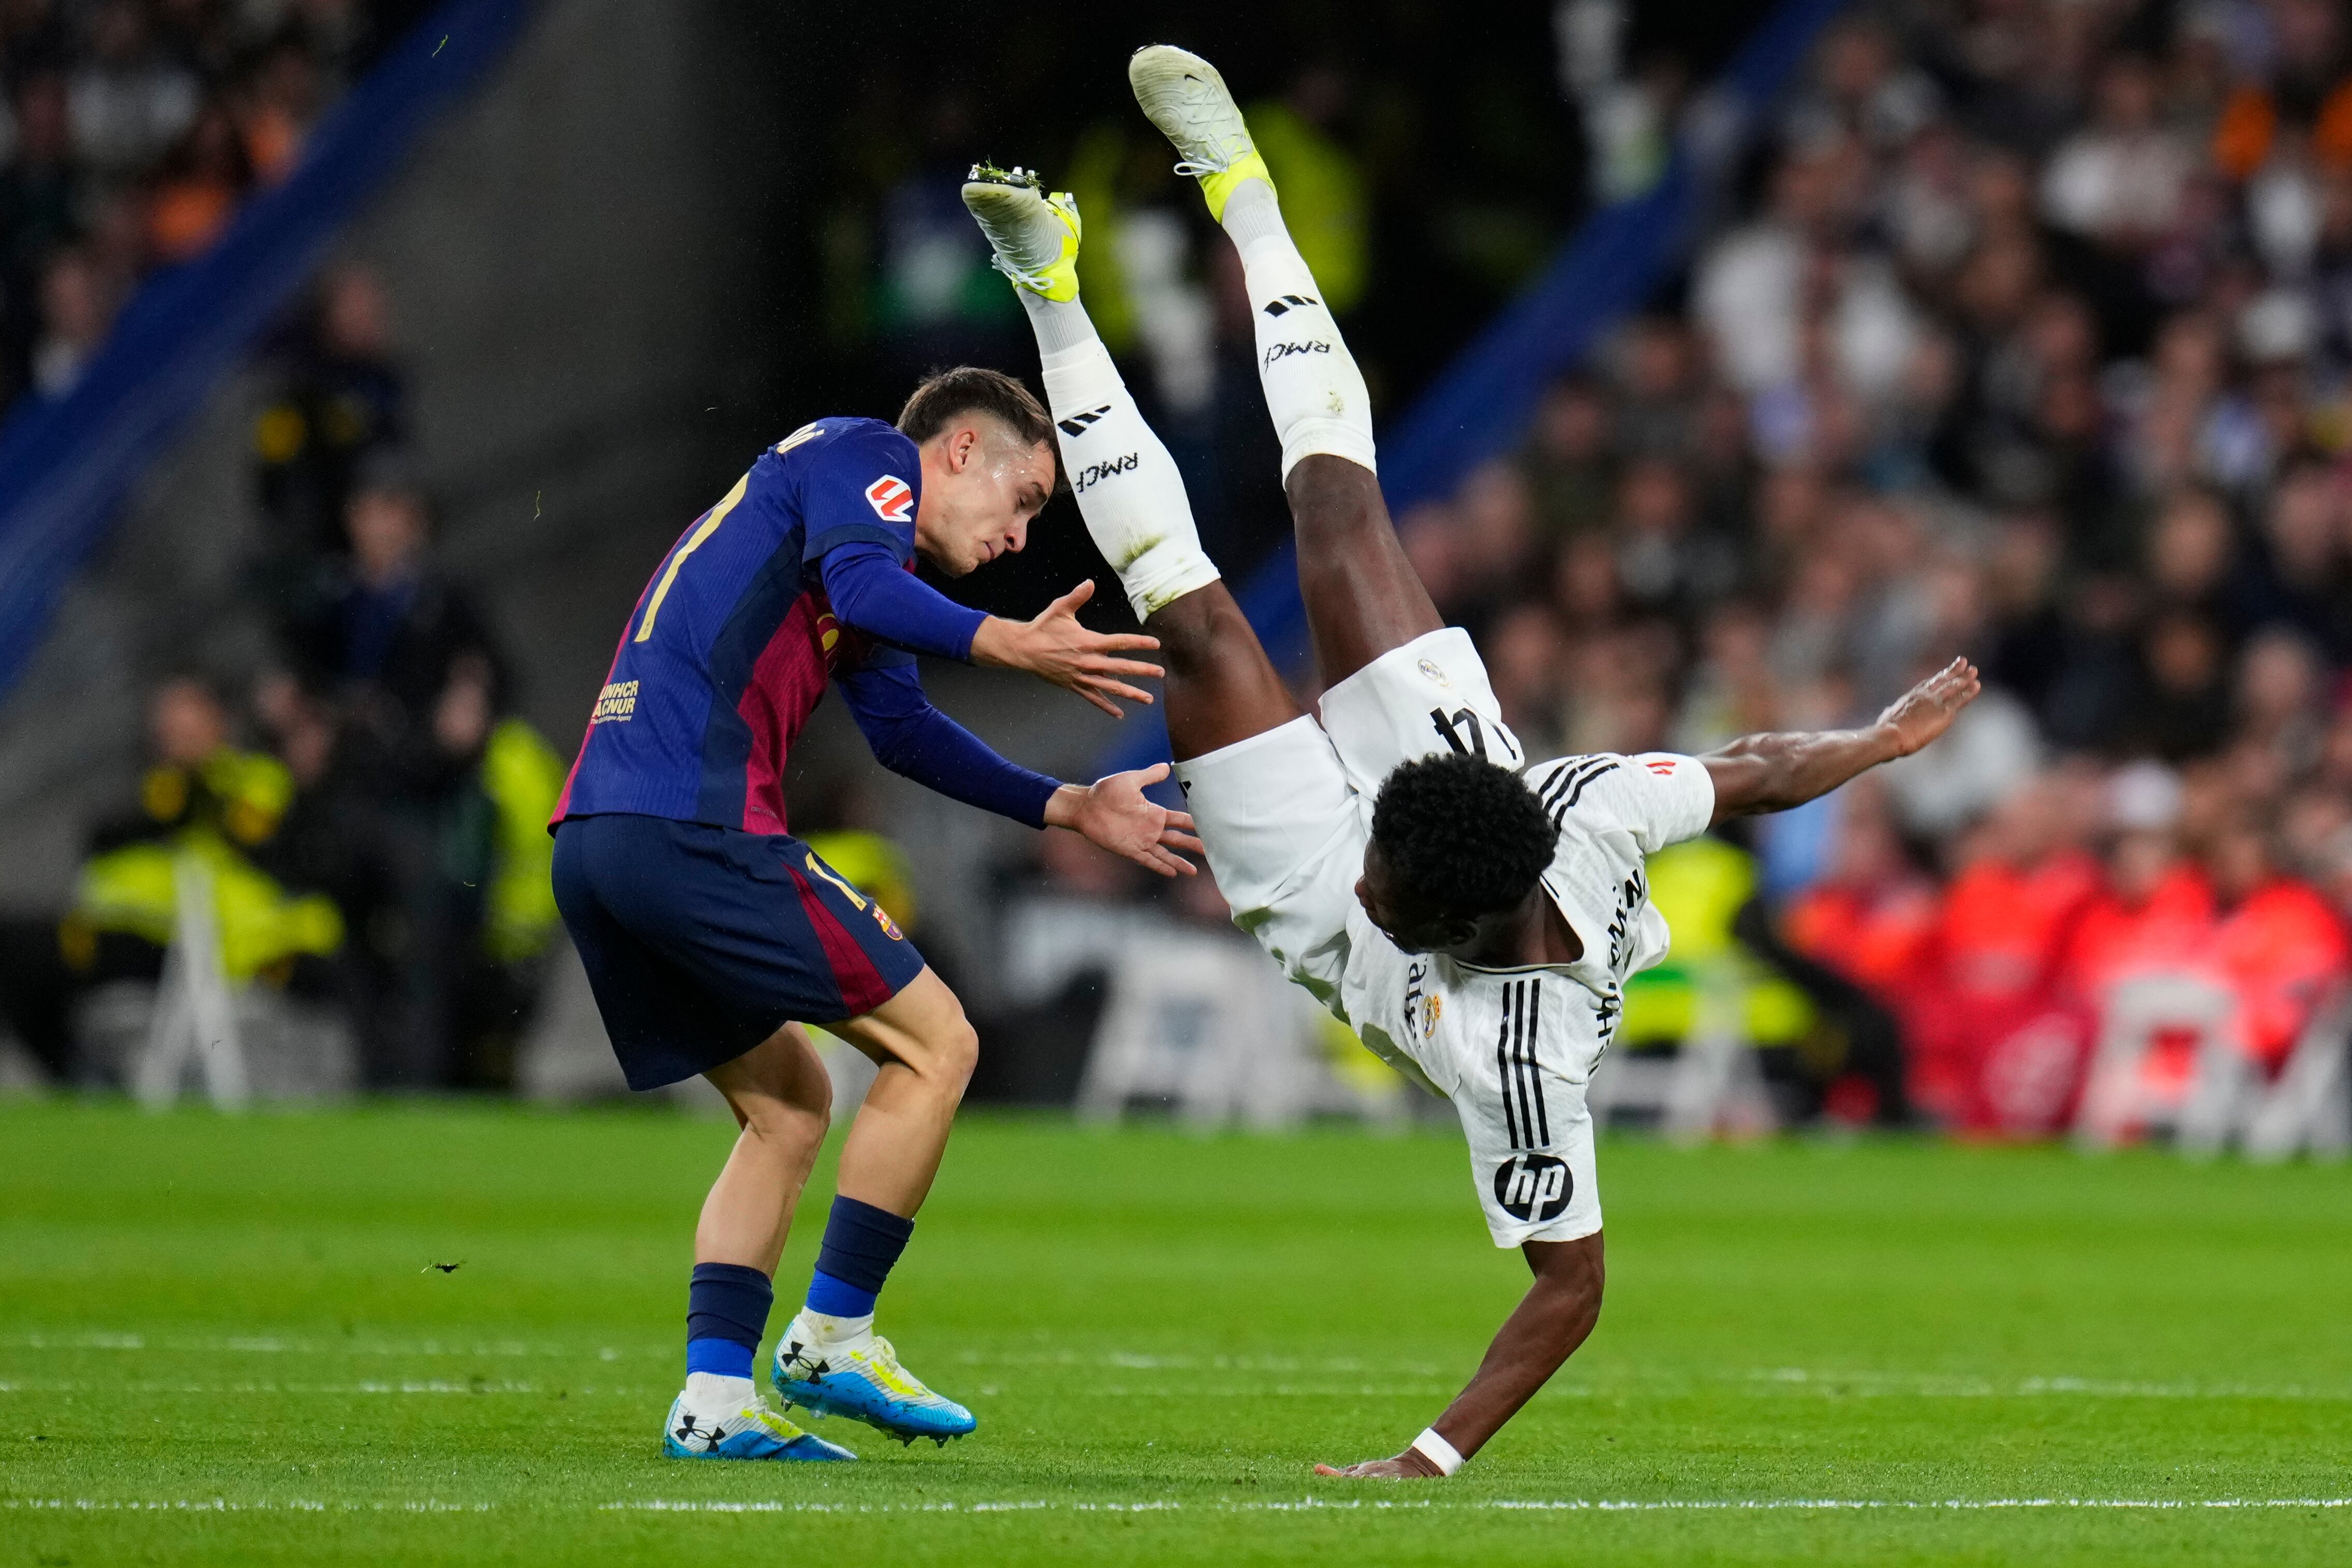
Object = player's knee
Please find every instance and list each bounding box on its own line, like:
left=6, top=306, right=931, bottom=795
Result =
left=1283, top=451, right=1379, bottom=524
left=740, top=1085, right=828, bottom=1147
left=929, top=1014, right=980, bottom=1092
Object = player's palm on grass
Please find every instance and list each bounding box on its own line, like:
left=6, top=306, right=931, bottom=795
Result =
left=1314, top=1452, right=1442, bottom=1479
left=1878, top=657, right=1981, bottom=757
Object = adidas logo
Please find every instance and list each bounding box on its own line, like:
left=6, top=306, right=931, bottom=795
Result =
left=1262, top=293, right=1319, bottom=317
left=1057, top=404, right=1113, bottom=437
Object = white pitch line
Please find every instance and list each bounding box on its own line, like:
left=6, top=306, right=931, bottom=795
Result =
left=601, top=1496, right=2352, bottom=1516
left=0, top=1332, right=647, bottom=1360
left=4, top=1499, right=494, bottom=1513
left=0, top=1381, right=657, bottom=1396
left=8, top=1335, right=2351, bottom=1403
left=11, top=1496, right=2349, bottom=1518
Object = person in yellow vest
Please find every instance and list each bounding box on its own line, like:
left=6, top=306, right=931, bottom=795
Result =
left=1618, top=828, right=1916, bottom=1127
left=0, top=678, right=342, bottom=1085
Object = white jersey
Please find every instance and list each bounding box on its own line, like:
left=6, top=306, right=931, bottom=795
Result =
left=1175, top=629, right=1716, bottom=1246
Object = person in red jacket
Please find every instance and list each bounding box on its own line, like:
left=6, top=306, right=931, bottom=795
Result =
left=2060, top=823, right=2216, bottom=1000
left=1780, top=779, right=1940, bottom=1007
left=1911, top=775, right=2102, bottom=1128
left=2205, top=816, right=2350, bottom=1070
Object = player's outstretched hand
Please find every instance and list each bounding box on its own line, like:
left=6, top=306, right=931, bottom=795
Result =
left=1045, top=763, right=1204, bottom=877
left=1313, top=1449, right=1445, bottom=1480
left=1876, top=656, right=1982, bottom=758
left=971, top=579, right=1164, bottom=718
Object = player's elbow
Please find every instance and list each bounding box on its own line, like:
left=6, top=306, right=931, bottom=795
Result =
left=1529, top=1237, right=1605, bottom=1339
left=1557, top=1257, right=1604, bottom=1332
left=857, top=719, right=926, bottom=777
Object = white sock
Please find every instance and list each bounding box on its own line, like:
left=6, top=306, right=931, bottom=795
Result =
left=1028, top=319, right=1222, bottom=621
left=1018, top=288, right=1100, bottom=356
left=1219, top=180, right=1377, bottom=480
left=682, top=1370, right=753, bottom=1414
left=790, top=1306, right=876, bottom=1355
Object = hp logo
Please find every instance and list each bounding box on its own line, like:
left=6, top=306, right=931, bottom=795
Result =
left=1493, top=1153, right=1571, bottom=1223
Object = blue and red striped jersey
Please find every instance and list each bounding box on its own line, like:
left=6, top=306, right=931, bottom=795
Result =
left=554, top=417, right=929, bottom=836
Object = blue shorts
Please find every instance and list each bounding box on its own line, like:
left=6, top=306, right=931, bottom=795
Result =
left=551, top=814, right=927, bottom=1090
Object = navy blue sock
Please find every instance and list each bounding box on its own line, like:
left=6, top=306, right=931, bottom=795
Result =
left=804, top=1195, right=915, bottom=1319
left=685, top=1262, right=772, bottom=1379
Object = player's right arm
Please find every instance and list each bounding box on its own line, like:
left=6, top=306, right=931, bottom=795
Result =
left=1699, top=658, right=1980, bottom=825
left=835, top=655, right=1200, bottom=876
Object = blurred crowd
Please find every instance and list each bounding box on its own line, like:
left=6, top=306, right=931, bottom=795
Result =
left=0, top=256, right=567, bottom=1092
left=0, top=0, right=429, bottom=413
left=1386, top=0, right=2352, bottom=1131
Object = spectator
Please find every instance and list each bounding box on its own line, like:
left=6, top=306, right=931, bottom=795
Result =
left=1521, top=375, right=1618, bottom=545
left=291, top=462, right=506, bottom=798
left=1, top=74, right=78, bottom=278
left=279, top=463, right=511, bottom=1087
left=237, top=34, right=322, bottom=184
left=44, top=676, right=340, bottom=1081
left=2042, top=54, right=2192, bottom=250
left=254, top=265, right=408, bottom=561
left=30, top=244, right=109, bottom=396
left=144, top=96, right=249, bottom=262
left=67, top=0, right=199, bottom=182
left=1779, top=777, right=1941, bottom=1010
left=2204, top=811, right=2349, bottom=1068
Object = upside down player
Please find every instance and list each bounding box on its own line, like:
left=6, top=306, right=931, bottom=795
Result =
left=551, top=368, right=1200, bottom=1462
left=964, top=46, right=1982, bottom=1479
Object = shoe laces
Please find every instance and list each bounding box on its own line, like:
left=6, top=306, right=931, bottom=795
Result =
left=742, top=1395, right=804, bottom=1437
left=977, top=191, right=1074, bottom=296
left=988, top=252, right=1057, bottom=295
left=855, top=1335, right=939, bottom=1402
left=1169, top=127, right=1255, bottom=177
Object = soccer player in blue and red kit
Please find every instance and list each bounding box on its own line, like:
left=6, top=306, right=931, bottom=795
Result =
left=551, top=367, right=1199, bottom=1462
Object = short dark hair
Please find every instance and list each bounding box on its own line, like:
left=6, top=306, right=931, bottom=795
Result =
left=1369, top=752, right=1556, bottom=918
left=897, top=365, right=1055, bottom=451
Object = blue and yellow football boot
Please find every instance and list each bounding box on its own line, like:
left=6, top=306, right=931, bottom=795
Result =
left=661, top=1390, right=856, bottom=1462
left=772, top=1326, right=977, bottom=1446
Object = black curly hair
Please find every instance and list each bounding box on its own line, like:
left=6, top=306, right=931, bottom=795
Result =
left=1368, top=752, right=1557, bottom=918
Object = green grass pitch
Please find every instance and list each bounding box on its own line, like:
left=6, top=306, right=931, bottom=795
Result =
left=4, top=1101, right=2350, bottom=1565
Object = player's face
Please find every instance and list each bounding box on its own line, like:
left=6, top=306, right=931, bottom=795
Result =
left=1356, top=840, right=1480, bottom=955
left=914, top=421, right=1056, bottom=576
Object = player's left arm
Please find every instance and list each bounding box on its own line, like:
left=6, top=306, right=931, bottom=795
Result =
left=1316, top=1234, right=1605, bottom=1479
left=1699, top=658, right=1980, bottom=825
left=835, top=658, right=1201, bottom=876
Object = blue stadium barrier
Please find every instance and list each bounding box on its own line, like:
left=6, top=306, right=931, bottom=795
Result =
left=0, top=0, right=532, bottom=702
left=1099, top=0, right=1850, bottom=778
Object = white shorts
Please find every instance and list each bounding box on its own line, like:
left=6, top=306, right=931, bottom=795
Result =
left=1172, top=628, right=1526, bottom=1001
left=1176, top=629, right=1597, bottom=1247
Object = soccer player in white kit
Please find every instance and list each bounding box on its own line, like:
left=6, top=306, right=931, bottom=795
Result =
left=965, top=47, right=1982, bottom=1479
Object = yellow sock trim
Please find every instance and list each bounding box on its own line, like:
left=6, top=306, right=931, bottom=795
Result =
left=1199, top=150, right=1273, bottom=223
left=1038, top=193, right=1083, bottom=302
